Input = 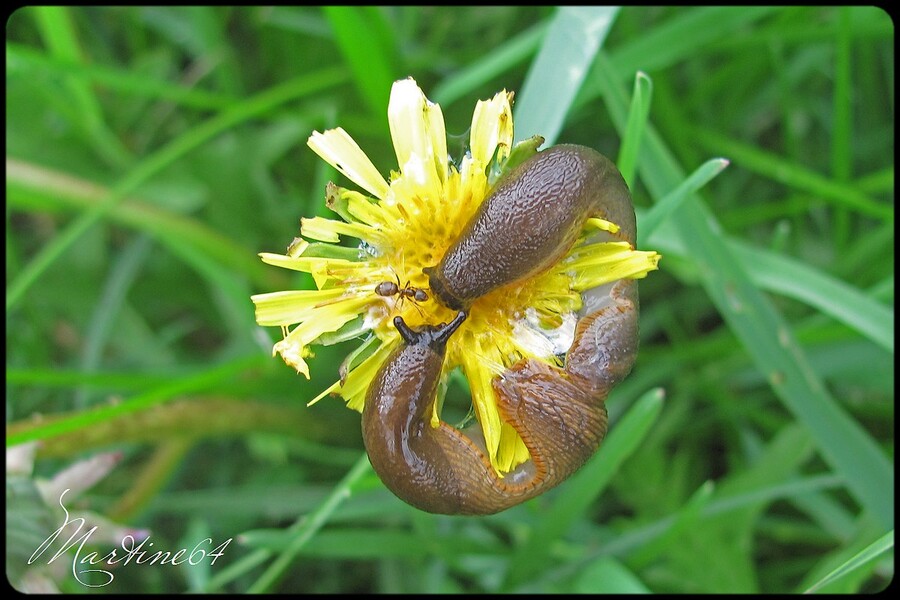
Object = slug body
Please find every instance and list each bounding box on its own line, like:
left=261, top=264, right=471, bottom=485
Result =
left=362, top=312, right=470, bottom=515
left=363, top=144, right=640, bottom=515
left=425, top=144, right=636, bottom=310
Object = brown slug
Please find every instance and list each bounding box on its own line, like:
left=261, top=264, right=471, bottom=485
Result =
left=425, top=144, right=636, bottom=311
left=362, top=144, right=640, bottom=515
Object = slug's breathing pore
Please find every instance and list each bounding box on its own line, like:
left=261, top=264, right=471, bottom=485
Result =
left=362, top=143, right=642, bottom=515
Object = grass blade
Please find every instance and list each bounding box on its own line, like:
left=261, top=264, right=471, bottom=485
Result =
left=646, top=225, right=895, bottom=354
left=6, top=67, right=345, bottom=311
left=514, top=6, right=619, bottom=145
left=5, top=355, right=264, bottom=448
left=574, top=557, right=651, bottom=593
left=729, top=241, right=894, bottom=353
left=431, top=22, right=547, bottom=107
left=29, top=6, right=132, bottom=168
left=638, top=157, right=730, bottom=246
left=831, top=7, right=854, bottom=248
left=322, top=6, right=396, bottom=120
left=6, top=42, right=235, bottom=110
left=691, top=127, right=892, bottom=221
left=504, top=388, right=665, bottom=589
left=5, top=159, right=278, bottom=289
left=595, top=52, right=894, bottom=530
left=246, top=454, right=372, bottom=593
left=578, top=6, right=780, bottom=105
left=804, top=529, right=893, bottom=593
left=75, top=234, right=154, bottom=408
left=610, top=6, right=779, bottom=78
left=617, top=71, right=653, bottom=187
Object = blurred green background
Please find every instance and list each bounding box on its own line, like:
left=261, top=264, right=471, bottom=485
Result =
left=5, top=6, right=893, bottom=593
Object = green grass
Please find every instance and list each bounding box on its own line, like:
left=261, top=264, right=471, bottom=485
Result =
left=5, top=6, right=893, bottom=594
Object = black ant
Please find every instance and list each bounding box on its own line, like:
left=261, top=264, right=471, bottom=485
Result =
left=375, top=275, right=429, bottom=319
left=375, top=278, right=428, bottom=303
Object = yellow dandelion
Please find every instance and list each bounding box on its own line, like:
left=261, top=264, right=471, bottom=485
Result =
left=251, top=77, right=660, bottom=475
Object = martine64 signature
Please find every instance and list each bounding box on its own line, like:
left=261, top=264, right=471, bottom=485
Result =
left=28, top=489, right=232, bottom=588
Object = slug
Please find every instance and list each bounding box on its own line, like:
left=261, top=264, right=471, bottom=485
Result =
left=362, top=144, right=640, bottom=515
left=425, top=144, right=636, bottom=311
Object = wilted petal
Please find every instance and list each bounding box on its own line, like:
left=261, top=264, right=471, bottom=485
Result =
left=6, top=442, right=38, bottom=476
left=36, top=451, right=123, bottom=502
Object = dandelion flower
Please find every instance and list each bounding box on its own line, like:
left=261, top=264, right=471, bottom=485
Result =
left=251, top=77, right=660, bottom=474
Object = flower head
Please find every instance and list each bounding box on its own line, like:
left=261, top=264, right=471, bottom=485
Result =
left=252, top=78, right=660, bottom=474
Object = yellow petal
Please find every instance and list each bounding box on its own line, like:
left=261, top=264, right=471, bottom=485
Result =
left=387, top=78, right=445, bottom=195
left=342, top=190, right=396, bottom=230
left=273, top=337, right=312, bottom=379
left=334, top=337, right=398, bottom=412
left=496, top=421, right=530, bottom=474
left=286, top=237, right=308, bottom=257
left=457, top=339, right=508, bottom=473
left=258, top=253, right=376, bottom=289
left=424, top=97, right=448, bottom=186
left=251, top=287, right=356, bottom=326
left=308, top=128, right=391, bottom=200
left=566, top=242, right=662, bottom=290
left=469, top=90, right=514, bottom=168
left=584, top=217, right=621, bottom=234
left=300, top=216, right=382, bottom=245
left=273, top=295, right=372, bottom=380
left=457, top=154, right=488, bottom=214
left=308, top=379, right=341, bottom=407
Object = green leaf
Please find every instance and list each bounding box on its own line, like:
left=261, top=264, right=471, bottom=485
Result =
left=514, top=6, right=620, bottom=145
left=595, top=51, right=895, bottom=531
left=244, top=454, right=372, bottom=593
left=6, top=67, right=346, bottom=311
left=574, top=557, right=651, bottom=593
left=6, top=355, right=264, bottom=447
left=617, top=71, right=653, bottom=187
left=322, top=6, right=396, bottom=120
left=691, top=127, right=893, bottom=221
left=646, top=225, right=895, bottom=353
left=638, top=157, right=730, bottom=246
left=6, top=43, right=235, bottom=109
left=504, top=388, right=665, bottom=589
left=805, top=530, right=894, bottom=593
left=29, top=6, right=133, bottom=168
left=729, top=240, right=894, bottom=353
left=431, top=23, right=547, bottom=107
